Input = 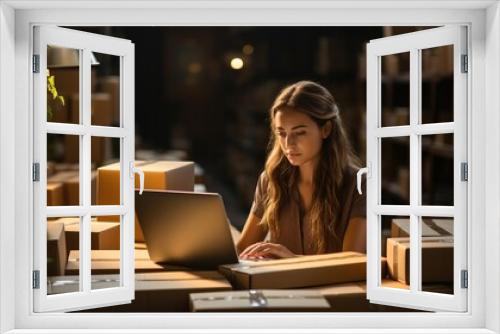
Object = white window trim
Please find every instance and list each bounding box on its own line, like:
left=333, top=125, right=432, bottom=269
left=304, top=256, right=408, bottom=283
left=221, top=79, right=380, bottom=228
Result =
left=0, top=1, right=498, bottom=333
left=33, top=26, right=136, bottom=313
left=366, top=26, right=468, bottom=312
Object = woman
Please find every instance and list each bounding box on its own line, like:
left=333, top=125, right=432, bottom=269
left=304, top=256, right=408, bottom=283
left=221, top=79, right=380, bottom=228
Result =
left=236, top=80, right=366, bottom=260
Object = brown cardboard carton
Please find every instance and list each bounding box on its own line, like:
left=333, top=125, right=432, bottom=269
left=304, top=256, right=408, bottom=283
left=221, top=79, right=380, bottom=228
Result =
left=47, top=221, right=67, bottom=276
left=219, top=252, right=370, bottom=290
left=96, top=160, right=195, bottom=241
left=48, top=170, right=97, bottom=206
left=190, top=289, right=330, bottom=312
left=386, top=236, right=454, bottom=284
left=54, top=217, right=120, bottom=257
left=64, top=171, right=97, bottom=206
left=391, top=218, right=453, bottom=237
left=48, top=271, right=232, bottom=312
left=63, top=131, right=107, bottom=165
left=71, top=93, right=114, bottom=127
left=65, top=249, right=188, bottom=275
left=100, top=76, right=120, bottom=125
left=47, top=182, right=64, bottom=206
left=48, top=171, right=78, bottom=204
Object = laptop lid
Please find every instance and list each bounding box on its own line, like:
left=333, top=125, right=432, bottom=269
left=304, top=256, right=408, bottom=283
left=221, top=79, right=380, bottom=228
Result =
left=135, top=189, right=239, bottom=269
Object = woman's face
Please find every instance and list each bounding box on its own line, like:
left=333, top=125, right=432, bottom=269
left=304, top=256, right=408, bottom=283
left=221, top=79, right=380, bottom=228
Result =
left=274, top=108, right=331, bottom=167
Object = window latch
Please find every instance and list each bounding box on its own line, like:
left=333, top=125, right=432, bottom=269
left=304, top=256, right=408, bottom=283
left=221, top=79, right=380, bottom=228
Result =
left=130, top=162, right=144, bottom=195
left=356, top=163, right=371, bottom=195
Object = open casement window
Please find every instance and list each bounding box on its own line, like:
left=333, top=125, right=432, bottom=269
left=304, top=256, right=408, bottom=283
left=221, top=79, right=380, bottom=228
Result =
left=33, top=26, right=139, bottom=312
left=363, top=26, right=468, bottom=312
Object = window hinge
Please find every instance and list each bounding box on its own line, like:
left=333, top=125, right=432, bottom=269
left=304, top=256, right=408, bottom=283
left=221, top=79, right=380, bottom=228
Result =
left=461, top=269, right=468, bottom=289
left=33, top=163, right=40, bottom=182
left=33, top=270, right=40, bottom=289
left=32, top=55, right=40, bottom=73
left=461, top=162, right=468, bottom=182
left=461, top=54, right=468, bottom=73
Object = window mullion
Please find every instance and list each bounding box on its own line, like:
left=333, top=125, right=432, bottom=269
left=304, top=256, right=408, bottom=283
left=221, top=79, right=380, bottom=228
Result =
left=80, top=48, right=92, bottom=294
left=409, top=48, right=422, bottom=293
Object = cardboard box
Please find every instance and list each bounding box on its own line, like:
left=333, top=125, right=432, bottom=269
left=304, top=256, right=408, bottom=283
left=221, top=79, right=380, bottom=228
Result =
left=100, top=76, right=120, bottom=125
left=219, top=252, right=373, bottom=290
left=54, top=217, right=121, bottom=255
left=66, top=171, right=97, bottom=206
left=63, top=131, right=107, bottom=165
left=47, top=221, right=67, bottom=276
left=71, top=92, right=114, bottom=127
left=48, top=170, right=95, bottom=206
left=190, top=289, right=330, bottom=312
left=47, top=182, right=64, bottom=206
left=96, top=160, right=195, bottom=241
left=391, top=218, right=453, bottom=237
left=49, top=271, right=232, bottom=312
left=386, top=236, right=454, bottom=284
left=65, top=249, right=188, bottom=275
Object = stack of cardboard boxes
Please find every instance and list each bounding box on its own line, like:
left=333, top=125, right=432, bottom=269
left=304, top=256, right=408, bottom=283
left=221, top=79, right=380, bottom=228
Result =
left=385, top=218, right=454, bottom=288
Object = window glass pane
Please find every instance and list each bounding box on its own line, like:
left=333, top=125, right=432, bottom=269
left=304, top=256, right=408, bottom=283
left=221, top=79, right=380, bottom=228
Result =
left=91, top=215, right=121, bottom=290
left=381, top=215, right=411, bottom=290
left=91, top=52, right=121, bottom=127
left=47, top=134, right=80, bottom=206
left=47, top=46, right=80, bottom=124
left=421, top=45, right=454, bottom=124
left=381, top=52, right=410, bottom=127
left=47, top=216, right=80, bottom=295
left=381, top=137, right=409, bottom=205
left=421, top=134, right=454, bottom=206
left=420, top=217, right=454, bottom=295
left=92, top=137, right=121, bottom=206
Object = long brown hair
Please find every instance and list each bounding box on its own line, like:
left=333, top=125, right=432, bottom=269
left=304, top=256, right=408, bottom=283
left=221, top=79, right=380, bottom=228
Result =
left=260, top=80, right=360, bottom=253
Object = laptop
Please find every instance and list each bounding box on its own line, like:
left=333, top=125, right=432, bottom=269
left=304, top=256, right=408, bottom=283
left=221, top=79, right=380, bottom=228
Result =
left=135, top=189, right=242, bottom=269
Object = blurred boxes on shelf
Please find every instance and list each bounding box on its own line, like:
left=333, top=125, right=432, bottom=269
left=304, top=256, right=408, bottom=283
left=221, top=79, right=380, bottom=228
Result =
left=99, top=76, right=120, bottom=125
left=386, top=236, right=454, bottom=285
left=135, top=149, right=189, bottom=162
left=422, top=44, right=454, bottom=76
left=47, top=182, right=64, bottom=206
left=71, top=93, right=114, bottom=126
left=47, top=170, right=96, bottom=206
left=52, top=217, right=120, bottom=257
left=190, top=289, right=330, bottom=312
left=398, top=167, right=410, bottom=200
left=219, top=252, right=384, bottom=290
left=391, top=218, right=453, bottom=237
left=47, top=221, right=67, bottom=276
left=96, top=160, right=195, bottom=242
left=63, top=130, right=108, bottom=165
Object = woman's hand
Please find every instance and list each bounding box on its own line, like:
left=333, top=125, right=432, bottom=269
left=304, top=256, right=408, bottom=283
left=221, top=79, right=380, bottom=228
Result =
left=239, top=241, right=297, bottom=260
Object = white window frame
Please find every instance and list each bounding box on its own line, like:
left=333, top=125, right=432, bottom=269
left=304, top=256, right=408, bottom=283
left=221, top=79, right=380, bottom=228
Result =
left=32, top=26, right=136, bottom=312
left=0, top=1, right=499, bottom=333
left=365, top=26, right=468, bottom=312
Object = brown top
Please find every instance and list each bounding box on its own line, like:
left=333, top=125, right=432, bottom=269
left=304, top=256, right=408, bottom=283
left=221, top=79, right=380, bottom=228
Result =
left=250, top=168, right=366, bottom=255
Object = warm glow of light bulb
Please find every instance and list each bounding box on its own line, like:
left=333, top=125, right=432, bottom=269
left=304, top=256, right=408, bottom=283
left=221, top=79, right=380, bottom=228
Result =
left=230, top=57, right=244, bottom=70
left=243, top=44, right=254, bottom=55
